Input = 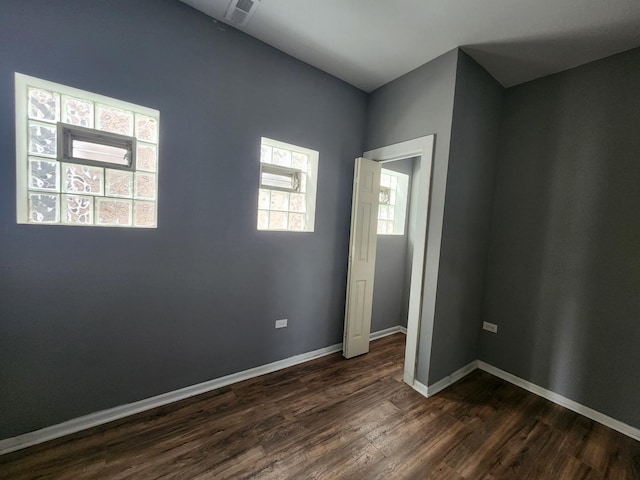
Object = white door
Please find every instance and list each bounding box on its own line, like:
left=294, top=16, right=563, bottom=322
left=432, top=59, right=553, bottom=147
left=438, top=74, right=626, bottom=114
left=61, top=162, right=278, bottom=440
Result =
left=343, top=157, right=381, bottom=359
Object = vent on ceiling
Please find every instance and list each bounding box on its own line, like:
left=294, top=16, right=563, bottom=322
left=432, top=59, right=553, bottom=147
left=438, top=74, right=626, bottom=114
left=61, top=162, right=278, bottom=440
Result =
left=224, top=0, right=260, bottom=27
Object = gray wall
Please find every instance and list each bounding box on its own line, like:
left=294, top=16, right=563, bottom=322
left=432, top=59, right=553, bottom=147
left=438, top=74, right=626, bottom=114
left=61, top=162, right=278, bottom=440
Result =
left=366, top=49, right=503, bottom=387
left=428, top=51, right=504, bottom=383
left=371, top=157, right=414, bottom=332
left=0, top=0, right=367, bottom=439
left=366, top=49, right=459, bottom=384
left=480, top=47, right=640, bottom=429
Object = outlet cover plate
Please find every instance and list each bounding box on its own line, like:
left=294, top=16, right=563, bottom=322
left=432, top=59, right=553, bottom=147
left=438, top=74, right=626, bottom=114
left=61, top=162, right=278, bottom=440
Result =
left=275, top=319, right=288, bottom=329
left=483, top=321, right=498, bottom=333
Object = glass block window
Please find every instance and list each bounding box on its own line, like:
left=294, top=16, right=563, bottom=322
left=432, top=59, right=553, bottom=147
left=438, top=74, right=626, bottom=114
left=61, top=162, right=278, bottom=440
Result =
left=15, top=73, right=159, bottom=228
left=257, top=137, right=318, bottom=232
left=377, top=168, right=410, bottom=235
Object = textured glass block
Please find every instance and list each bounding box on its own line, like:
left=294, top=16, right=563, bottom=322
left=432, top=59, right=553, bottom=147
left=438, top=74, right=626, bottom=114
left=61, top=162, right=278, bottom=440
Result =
left=377, top=220, right=388, bottom=235
left=62, top=195, right=93, bottom=224
left=96, top=105, right=133, bottom=135
left=257, top=210, right=269, bottom=230
left=390, top=175, right=398, bottom=189
left=385, top=220, right=394, bottom=233
left=135, top=114, right=158, bottom=143
left=63, top=163, right=104, bottom=195
left=380, top=173, right=391, bottom=188
left=269, top=211, right=287, bottom=230
left=28, top=88, right=59, bottom=122
left=258, top=189, right=270, bottom=210
left=28, top=122, right=57, bottom=157
left=388, top=206, right=395, bottom=221
left=300, top=175, right=307, bottom=193
left=260, top=145, right=272, bottom=164
left=29, top=193, right=59, bottom=223
left=270, top=191, right=289, bottom=211
left=272, top=148, right=291, bottom=167
left=63, top=96, right=94, bottom=128
left=288, top=213, right=305, bottom=232
left=134, top=172, right=156, bottom=200
left=390, top=189, right=397, bottom=206
left=136, top=143, right=158, bottom=172
left=105, top=169, right=133, bottom=198
left=291, top=152, right=308, bottom=172
left=379, top=205, right=389, bottom=220
left=29, top=158, right=59, bottom=192
left=379, top=187, right=391, bottom=205
left=290, top=193, right=306, bottom=213
left=96, top=198, right=132, bottom=226
left=134, top=201, right=156, bottom=227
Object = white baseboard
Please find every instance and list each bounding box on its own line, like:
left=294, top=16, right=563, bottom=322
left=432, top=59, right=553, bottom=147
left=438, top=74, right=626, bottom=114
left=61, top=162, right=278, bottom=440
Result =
left=412, top=379, right=430, bottom=397
left=426, top=361, right=479, bottom=397
left=369, top=325, right=407, bottom=341
left=477, top=361, right=640, bottom=442
left=0, top=326, right=406, bottom=456
left=410, top=361, right=478, bottom=398
left=8, top=328, right=635, bottom=457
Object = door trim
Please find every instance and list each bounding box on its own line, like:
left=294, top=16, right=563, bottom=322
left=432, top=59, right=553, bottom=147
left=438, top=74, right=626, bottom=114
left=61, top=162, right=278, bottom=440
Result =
left=364, top=135, right=435, bottom=387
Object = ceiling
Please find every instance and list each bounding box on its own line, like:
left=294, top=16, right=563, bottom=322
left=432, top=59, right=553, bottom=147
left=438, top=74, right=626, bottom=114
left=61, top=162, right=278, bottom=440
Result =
left=181, top=0, right=640, bottom=92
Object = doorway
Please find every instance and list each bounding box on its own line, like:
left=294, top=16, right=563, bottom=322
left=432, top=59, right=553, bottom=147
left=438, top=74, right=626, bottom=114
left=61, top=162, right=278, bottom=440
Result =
left=370, top=159, right=415, bottom=338
left=364, top=136, right=435, bottom=387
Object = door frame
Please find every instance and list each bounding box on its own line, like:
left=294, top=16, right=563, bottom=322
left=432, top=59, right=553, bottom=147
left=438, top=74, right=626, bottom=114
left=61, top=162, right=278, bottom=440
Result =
left=364, top=135, right=435, bottom=387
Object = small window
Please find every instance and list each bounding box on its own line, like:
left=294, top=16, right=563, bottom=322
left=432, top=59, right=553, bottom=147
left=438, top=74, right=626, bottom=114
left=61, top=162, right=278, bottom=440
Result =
left=58, top=124, right=136, bottom=170
left=257, top=137, right=318, bottom=232
left=15, top=73, right=160, bottom=228
left=259, top=163, right=301, bottom=192
left=377, top=168, right=409, bottom=235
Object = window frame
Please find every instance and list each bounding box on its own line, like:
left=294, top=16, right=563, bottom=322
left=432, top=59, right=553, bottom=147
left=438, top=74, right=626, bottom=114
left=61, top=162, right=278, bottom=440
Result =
left=15, top=72, right=160, bottom=227
left=58, top=123, right=137, bottom=171
left=259, top=163, right=302, bottom=193
left=257, top=137, right=318, bottom=233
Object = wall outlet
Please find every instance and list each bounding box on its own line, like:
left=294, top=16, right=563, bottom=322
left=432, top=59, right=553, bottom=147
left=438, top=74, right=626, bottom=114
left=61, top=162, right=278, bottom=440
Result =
left=483, top=321, right=498, bottom=333
left=275, top=319, right=288, bottom=329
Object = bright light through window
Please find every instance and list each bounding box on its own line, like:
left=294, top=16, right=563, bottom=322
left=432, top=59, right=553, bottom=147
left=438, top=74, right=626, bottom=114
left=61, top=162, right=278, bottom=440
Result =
left=378, top=168, right=409, bottom=235
left=257, top=137, right=318, bottom=232
left=15, top=73, right=160, bottom=228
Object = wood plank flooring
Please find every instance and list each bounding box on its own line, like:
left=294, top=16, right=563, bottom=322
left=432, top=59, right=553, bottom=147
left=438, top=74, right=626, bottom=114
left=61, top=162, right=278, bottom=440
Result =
left=1, top=333, right=638, bottom=479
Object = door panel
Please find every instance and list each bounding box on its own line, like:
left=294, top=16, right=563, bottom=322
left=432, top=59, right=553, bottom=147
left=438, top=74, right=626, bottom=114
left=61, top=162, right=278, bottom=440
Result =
left=357, top=203, right=372, bottom=261
left=343, top=157, right=381, bottom=359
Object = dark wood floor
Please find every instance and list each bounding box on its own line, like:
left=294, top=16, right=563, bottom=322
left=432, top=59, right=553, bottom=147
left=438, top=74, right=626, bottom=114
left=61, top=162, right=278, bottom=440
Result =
left=1, top=333, right=638, bottom=479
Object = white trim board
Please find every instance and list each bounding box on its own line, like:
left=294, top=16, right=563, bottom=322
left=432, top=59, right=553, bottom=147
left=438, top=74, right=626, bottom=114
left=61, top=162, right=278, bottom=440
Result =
left=412, top=379, right=430, bottom=398
left=0, top=327, right=407, bottom=456
left=370, top=325, right=407, bottom=341
left=411, top=360, right=478, bottom=398
left=477, top=362, right=640, bottom=442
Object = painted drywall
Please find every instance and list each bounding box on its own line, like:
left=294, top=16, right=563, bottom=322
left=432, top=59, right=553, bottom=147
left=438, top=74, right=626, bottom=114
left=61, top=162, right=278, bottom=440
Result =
left=0, top=0, right=367, bottom=439
left=427, top=51, right=504, bottom=383
left=371, top=157, right=414, bottom=332
left=366, top=49, right=459, bottom=385
left=480, top=47, right=640, bottom=428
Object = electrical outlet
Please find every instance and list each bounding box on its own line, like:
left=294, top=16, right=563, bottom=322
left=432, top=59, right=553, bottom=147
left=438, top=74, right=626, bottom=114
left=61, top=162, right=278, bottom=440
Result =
left=275, top=319, right=288, bottom=329
left=483, top=321, right=498, bottom=333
